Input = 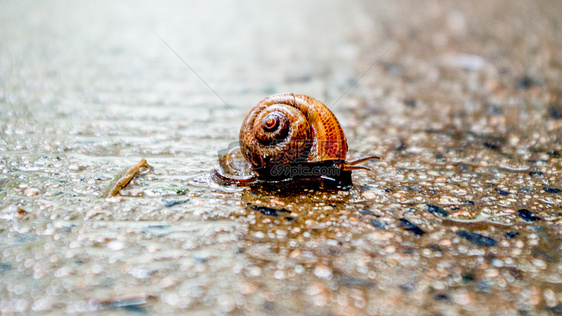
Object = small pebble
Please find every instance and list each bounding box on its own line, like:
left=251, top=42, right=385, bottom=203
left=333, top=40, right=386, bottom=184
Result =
left=543, top=187, right=561, bottom=194
left=314, top=264, right=332, bottom=279
left=486, top=104, right=503, bottom=115
left=358, top=209, right=373, bottom=215
left=369, top=219, right=387, bottom=230
left=528, top=171, right=543, bottom=177
left=107, top=240, right=125, bottom=251
left=532, top=247, right=555, bottom=263
left=251, top=205, right=290, bottom=217
left=527, top=158, right=548, bottom=163
left=506, top=231, right=519, bottom=239
left=495, top=189, right=510, bottom=195
left=161, top=198, right=189, bottom=207
left=551, top=304, right=562, bottom=314
left=462, top=273, right=475, bottom=283
left=426, top=204, right=448, bottom=217
left=516, top=75, right=537, bottom=89
left=549, top=104, right=562, bottom=119
left=543, top=289, right=558, bottom=308
left=24, top=188, right=39, bottom=196
left=484, top=142, right=500, bottom=150
left=434, top=294, right=450, bottom=301
left=404, top=99, right=416, bottom=108
left=400, top=219, right=425, bottom=236
left=399, top=282, right=416, bottom=292
left=457, top=230, right=497, bottom=247
left=0, top=263, right=13, bottom=271
left=17, top=208, right=28, bottom=219
left=103, top=297, right=148, bottom=314
left=453, top=291, right=473, bottom=305
left=477, top=280, right=492, bottom=292
left=517, top=209, right=541, bottom=222
left=338, top=276, right=376, bottom=288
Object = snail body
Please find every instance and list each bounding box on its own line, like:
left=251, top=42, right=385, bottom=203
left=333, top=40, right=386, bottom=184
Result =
left=216, top=93, right=378, bottom=187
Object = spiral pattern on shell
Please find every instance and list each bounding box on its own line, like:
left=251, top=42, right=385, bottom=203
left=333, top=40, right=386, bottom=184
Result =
left=239, top=93, right=348, bottom=172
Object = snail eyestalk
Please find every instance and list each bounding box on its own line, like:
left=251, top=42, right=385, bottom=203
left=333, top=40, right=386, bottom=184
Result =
left=341, top=155, right=381, bottom=171
left=346, top=155, right=381, bottom=165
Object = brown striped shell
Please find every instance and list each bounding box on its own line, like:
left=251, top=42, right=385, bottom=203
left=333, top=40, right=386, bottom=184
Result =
left=239, top=93, right=348, bottom=172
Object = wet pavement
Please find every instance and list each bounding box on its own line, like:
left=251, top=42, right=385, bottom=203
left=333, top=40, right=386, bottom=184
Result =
left=1, top=0, right=562, bottom=314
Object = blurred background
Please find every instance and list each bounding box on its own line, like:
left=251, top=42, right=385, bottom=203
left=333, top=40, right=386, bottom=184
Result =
left=2, top=1, right=561, bottom=157
left=1, top=0, right=561, bottom=314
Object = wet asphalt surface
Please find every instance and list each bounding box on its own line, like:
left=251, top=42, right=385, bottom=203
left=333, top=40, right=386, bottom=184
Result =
left=1, top=1, right=562, bottom=315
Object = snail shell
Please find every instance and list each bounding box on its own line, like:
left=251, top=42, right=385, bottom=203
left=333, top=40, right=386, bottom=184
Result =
left=239, top=93, right=348, bottom=172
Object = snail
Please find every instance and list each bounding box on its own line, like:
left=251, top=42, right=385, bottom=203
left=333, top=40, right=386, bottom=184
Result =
left=215, top=93, right=379, bottom=188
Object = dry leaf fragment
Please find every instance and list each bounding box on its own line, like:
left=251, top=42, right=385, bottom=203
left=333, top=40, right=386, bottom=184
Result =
left=106, top=158, right=153, bottom=198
